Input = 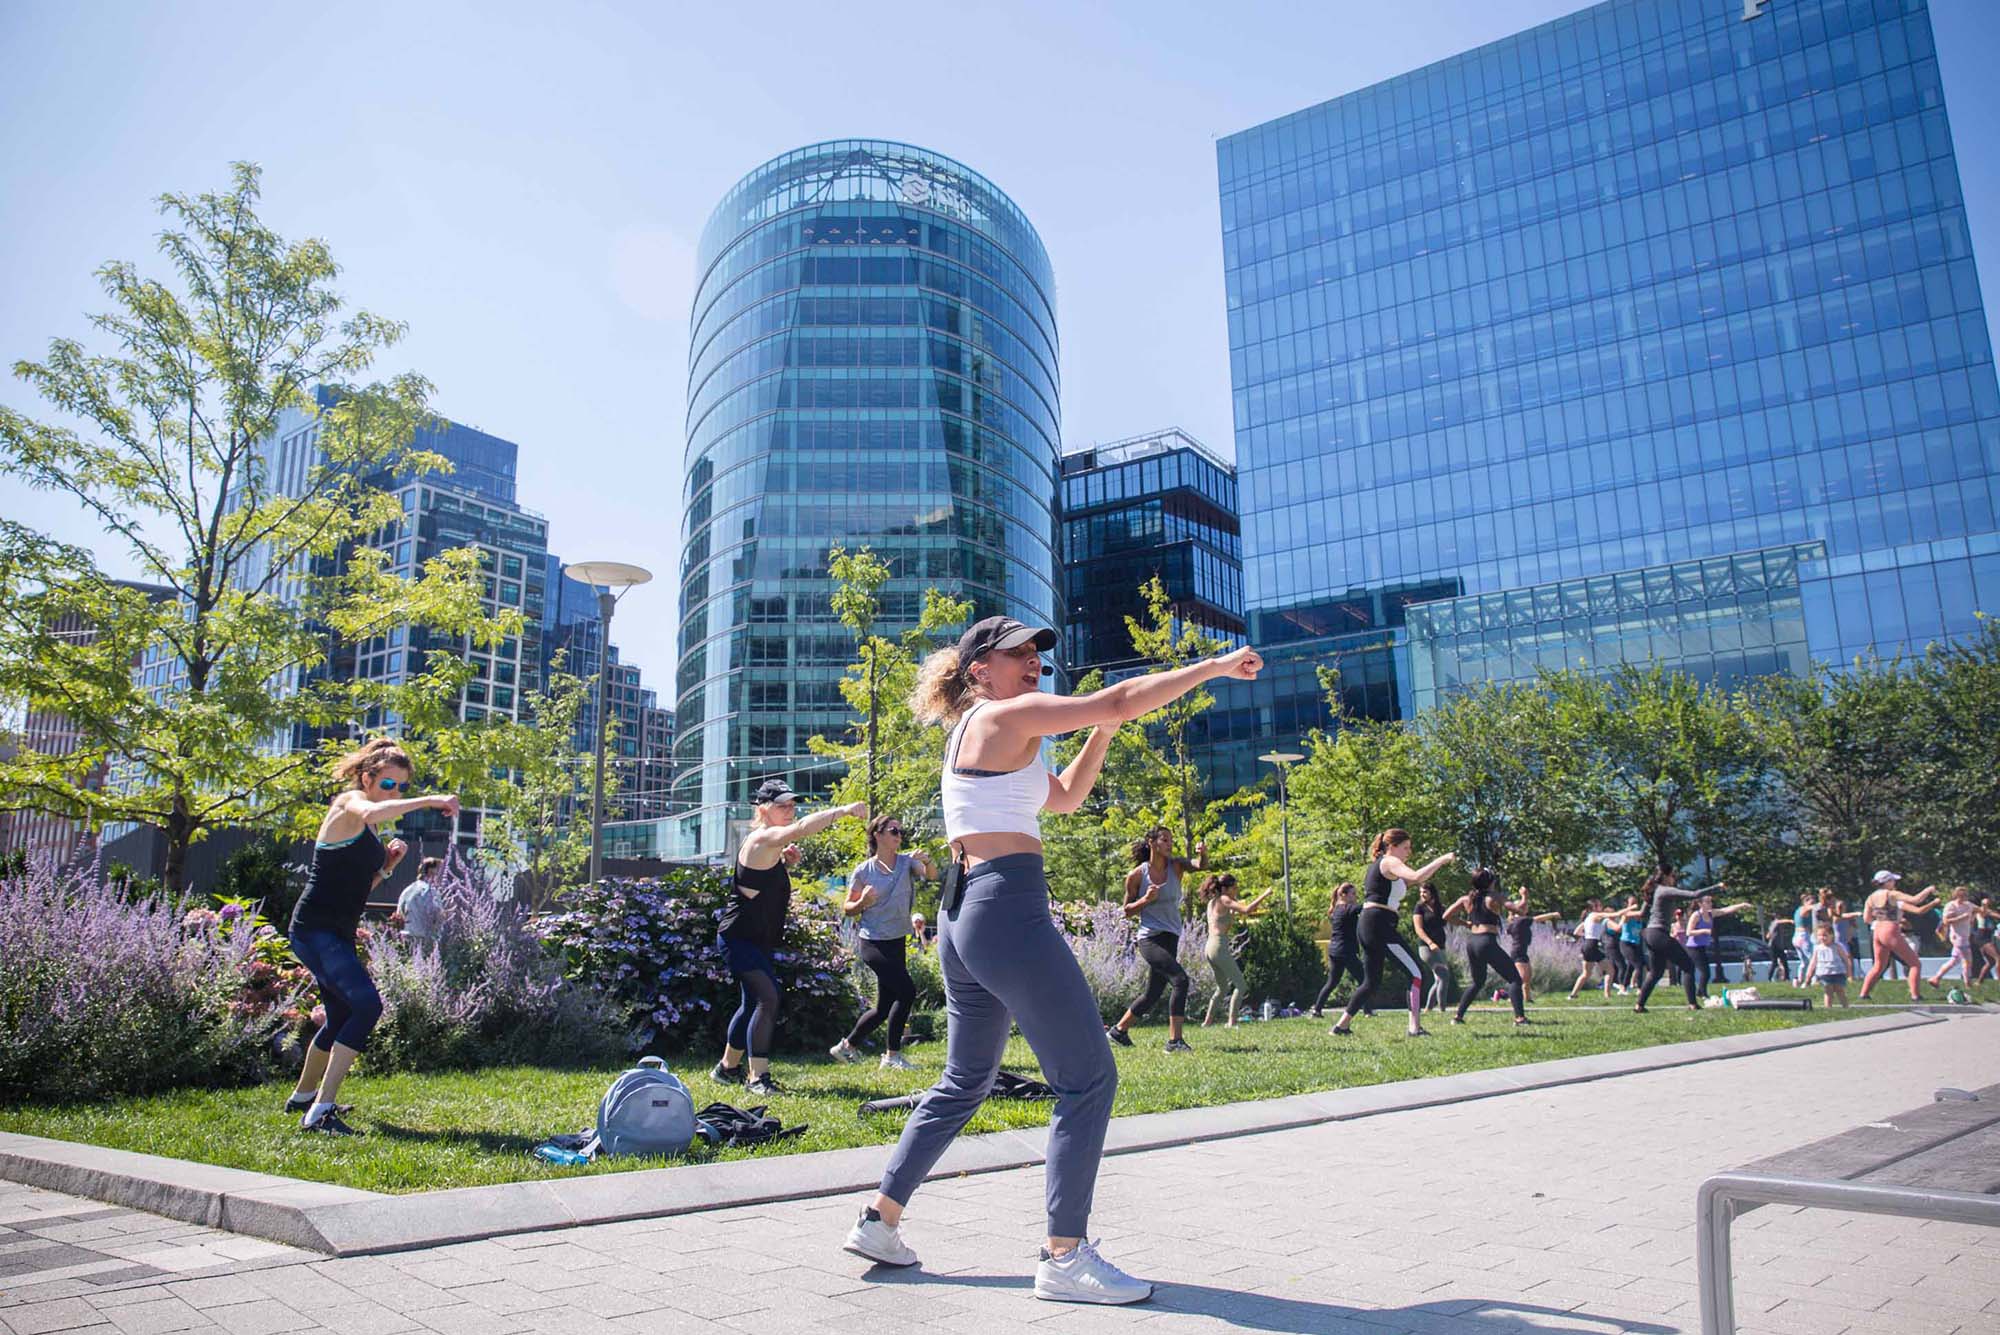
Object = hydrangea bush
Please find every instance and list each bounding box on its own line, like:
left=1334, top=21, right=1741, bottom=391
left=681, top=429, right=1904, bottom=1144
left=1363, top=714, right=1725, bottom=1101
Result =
left=537, top=865, right=859, bottom=1054
left=0, top=860, right=276, bottom=1101
left=365, top=857, right=623, bottom=1072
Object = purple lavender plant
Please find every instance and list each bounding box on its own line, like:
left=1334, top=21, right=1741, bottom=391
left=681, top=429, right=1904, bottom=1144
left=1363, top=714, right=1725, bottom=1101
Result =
left=0, top=857, right=274, bottom=1101
left=363, top=856, right=621, bottom=1071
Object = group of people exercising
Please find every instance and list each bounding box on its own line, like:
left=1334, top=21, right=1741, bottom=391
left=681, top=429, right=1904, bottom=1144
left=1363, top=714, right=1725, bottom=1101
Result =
left=282, top=612, right=1992, bottom=1306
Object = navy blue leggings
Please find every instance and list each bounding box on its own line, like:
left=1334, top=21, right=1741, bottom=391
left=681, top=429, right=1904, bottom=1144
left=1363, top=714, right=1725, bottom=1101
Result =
left=291, top=928, right=384, bottom=1053
left=721, top=937, right=779, bottom=1058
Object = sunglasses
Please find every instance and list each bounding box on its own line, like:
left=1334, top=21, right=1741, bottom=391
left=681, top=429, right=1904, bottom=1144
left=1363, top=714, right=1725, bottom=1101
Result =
left=879, top=825, right=905, bottom=837
left=378, top=777, right=411, bottom=792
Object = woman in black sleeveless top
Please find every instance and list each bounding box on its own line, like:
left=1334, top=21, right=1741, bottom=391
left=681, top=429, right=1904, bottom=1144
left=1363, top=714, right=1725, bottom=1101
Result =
left=1446, top=868, right=1526, bottom=1025
left=1330, top=829, right=1453, bottom=1038
left=287, top=738, right=459, bottom=1135
left=711, top=777, right=866, bottom=1097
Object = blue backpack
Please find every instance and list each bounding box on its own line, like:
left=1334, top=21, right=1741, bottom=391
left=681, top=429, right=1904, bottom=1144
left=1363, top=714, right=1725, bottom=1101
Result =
left=595, top=1056, right=696, bottom=1158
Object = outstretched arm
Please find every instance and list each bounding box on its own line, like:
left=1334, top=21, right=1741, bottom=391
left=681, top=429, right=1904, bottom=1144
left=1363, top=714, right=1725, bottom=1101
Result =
left=1381, top=852, right=1455, bottom=884
left=743, top=802, right=866, bottom=867
left=989, top=647, right=1262, bottom=739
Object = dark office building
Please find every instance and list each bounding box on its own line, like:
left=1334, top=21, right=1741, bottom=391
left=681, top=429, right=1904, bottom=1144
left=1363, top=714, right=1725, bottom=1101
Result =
left=1059, top=429, right=1245, bottom=676
left=1219, top=0, right=2000, bottom=740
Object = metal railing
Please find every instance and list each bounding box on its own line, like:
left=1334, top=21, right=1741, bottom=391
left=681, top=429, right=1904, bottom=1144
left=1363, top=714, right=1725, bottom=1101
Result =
left=1696, top=1171, right=2000, bottom=1334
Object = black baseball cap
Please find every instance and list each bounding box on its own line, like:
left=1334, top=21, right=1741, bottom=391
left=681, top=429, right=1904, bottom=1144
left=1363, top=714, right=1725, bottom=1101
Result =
left=957, top=615, right=1058, bottom=669
left=751, top=778, right=797, bottom=805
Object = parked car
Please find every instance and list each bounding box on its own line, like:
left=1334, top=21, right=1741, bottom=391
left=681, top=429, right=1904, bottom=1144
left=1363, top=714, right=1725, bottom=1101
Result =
left=1710, top=934, right=1772, bottom=982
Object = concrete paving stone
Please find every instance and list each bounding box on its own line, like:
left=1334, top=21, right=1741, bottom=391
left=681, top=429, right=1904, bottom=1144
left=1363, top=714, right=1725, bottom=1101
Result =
left=0, top=1299, right=113, bottom=1335
left=531, top=1285, right=663, bottom=1320
left=403, top=1304, right=532, bottom=1335
left=98, top=1297, right=209, bottom=1335
left=308, top=1303, right=424, bottom=1335
left=199, top=1301, right=314, bottom=1335
left=151, top=1281, right=263, bottom=1314
left=438, top=1280, right=559, bottom=1316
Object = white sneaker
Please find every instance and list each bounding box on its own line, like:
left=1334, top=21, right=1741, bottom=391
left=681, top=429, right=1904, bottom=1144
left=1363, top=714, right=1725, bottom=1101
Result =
left=843, top=1209, right=919, bottom=1267
left=1034, top=1239, right=1153, bottom=1304
left=879, top=1052, right=916, bottom=1070
left=829, top=1039, right=862, bottom=1063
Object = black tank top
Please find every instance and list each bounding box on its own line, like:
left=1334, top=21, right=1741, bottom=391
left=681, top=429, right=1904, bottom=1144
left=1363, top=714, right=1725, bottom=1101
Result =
left=718, top=857, right=791, bottom=949
left=290, top=824, right=386, bottom=939
left=1505, top=914, right=1534, bottom=954
left=1416, top=904, right=1446, bottom=947
left=1468, top=892, right=1500, bottom=929
left=1362, top=858, right=1397, bottom=907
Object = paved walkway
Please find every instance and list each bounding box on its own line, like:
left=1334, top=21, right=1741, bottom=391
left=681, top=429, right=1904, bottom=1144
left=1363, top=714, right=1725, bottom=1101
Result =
left=3, top=1013, right=1996, bottom=1335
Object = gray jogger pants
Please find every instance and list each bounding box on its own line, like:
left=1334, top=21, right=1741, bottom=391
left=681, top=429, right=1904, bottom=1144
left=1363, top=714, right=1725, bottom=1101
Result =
left=877, top=853, right=1116, bottom=1238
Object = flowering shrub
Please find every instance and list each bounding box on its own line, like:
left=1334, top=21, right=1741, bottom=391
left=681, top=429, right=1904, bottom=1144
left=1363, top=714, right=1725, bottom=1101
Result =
left=1054, top=900, right=1218, bottom=1024
left=0, top=860, right=276, bottom=1101
left=364, top=858, right=623, bottom=1072
left=537, top=865, right=860, bottom=1054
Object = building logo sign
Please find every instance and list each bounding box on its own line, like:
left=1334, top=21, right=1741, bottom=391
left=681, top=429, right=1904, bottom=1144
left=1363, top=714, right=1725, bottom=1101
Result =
left=897, top=167, right=975, bottom=222
left=1742, top=0, right=1771, bottom=19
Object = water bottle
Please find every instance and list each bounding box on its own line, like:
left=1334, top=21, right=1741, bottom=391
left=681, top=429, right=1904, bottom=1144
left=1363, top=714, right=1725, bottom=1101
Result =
left=1260, top=999, right=1276, bottom=1022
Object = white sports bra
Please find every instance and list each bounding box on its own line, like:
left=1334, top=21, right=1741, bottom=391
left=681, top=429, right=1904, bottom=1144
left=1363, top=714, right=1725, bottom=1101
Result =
left=941, top=703, right=1047, bottom=842
left=1582, top=915, right=1608, bottom=942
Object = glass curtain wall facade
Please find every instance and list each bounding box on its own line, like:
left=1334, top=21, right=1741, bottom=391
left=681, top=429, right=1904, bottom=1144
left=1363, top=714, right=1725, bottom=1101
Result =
left=675, top=140, right=1061, bottom=855
left=1059, top=429, right=1245, bottom=677
left=1220, top=0, right=2000, bottom=744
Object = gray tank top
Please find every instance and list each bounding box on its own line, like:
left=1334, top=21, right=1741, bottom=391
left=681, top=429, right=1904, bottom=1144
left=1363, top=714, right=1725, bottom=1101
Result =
left=852, top=854, right=914, bottom=940
left=1136, top=862, right=1182, bottom=940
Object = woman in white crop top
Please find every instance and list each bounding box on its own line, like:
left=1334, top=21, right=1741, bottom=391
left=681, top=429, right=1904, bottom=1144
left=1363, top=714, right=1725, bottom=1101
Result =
left=845, top=615, right=1261, bottom=1305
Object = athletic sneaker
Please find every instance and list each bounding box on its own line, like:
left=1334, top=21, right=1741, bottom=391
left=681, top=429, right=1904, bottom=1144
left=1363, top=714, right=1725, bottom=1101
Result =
left=283, top=1095, right=351, bottom=1116
left=1034, top=1239, right=1153, bottom=1305
left=711, top=1061, right=746, bottom=1085
left=828, top=1039, right=862, bottom=1063
left=745, top=1073, right=783, bottom=1097
left=300, top=1110, right=363, bottom=1137
left=1104, top=1025, right=1132, bottom=1048
left=1163, top=1038, right=1193, bottom=1054
left=879, top=1053, right=916, bottom=1071
left=843, top=1208, right=919, bottom=1267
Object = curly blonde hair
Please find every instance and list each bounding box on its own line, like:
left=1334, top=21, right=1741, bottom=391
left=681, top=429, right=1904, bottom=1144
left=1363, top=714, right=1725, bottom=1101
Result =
left=911, top=647, right=974, bottom=726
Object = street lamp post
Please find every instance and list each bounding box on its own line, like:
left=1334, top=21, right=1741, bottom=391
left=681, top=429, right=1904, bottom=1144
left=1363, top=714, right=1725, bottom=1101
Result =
left=563, top=561, right=653, bottom=888
left=1259, top=750, right=1305, bottom=913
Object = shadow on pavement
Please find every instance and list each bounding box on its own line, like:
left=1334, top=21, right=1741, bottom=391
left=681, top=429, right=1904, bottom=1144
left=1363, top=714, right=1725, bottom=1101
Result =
left=863, top=1265, right=1672, bottom=1333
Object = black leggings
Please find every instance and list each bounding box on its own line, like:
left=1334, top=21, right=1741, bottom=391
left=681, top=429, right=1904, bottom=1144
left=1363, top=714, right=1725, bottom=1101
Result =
left=1455, top=932, right=1526, bottom=1020
left=1314, top=950, right=1361, bottom=1012
left=1687, top=943, right=1716, bottom=996
left=1639, top=927, right=1698, bottom=1009
left=847, top=935, right=918, bottom=1052
left=1129, top=933, right=1189, bottom=1020
left=1342, top=908, right=1422, bottom=1023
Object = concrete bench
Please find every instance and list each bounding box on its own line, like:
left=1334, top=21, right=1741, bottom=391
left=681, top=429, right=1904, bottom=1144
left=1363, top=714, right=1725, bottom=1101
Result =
left=1696, top=1082, right=2000, bottom=1334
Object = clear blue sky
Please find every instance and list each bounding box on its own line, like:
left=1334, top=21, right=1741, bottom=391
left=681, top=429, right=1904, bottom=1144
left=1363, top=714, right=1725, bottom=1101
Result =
left=5, top=0, right=1999, bottom=684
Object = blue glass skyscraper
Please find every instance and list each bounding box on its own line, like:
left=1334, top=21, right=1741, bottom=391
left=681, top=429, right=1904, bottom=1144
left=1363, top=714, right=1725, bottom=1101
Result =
left=1220, top=0, right=2000, bottom=729
left=675, top=141, right=1061, bottom=855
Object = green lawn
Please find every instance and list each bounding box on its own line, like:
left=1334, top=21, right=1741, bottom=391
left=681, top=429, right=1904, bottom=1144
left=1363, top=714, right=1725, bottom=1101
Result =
left=1, top=993, right=1943, bottom=1195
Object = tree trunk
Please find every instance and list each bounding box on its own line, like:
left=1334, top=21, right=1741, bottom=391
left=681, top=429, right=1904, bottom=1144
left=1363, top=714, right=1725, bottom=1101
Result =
left=865, top=642, right=878, bottom=817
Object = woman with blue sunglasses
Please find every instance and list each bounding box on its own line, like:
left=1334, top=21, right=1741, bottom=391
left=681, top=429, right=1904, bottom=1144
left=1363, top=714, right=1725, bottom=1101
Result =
left=286, top=737, right=459, bottom=1135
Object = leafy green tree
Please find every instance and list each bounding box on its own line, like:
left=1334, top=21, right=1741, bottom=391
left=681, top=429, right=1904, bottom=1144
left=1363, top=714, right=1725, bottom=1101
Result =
left=1124, top=574, right=1233, bottom=854
left=1228, top=669, right=1445, bottom=916
left=1546, top=664, right=1772, bottom=879
left=0, top=164, right=511, bottom=889
left=806, top=571, right=973, bottom=872
left=827, top=544, right=892, bottom=815
left=1908, top=616, right=2000, bottom=888
left=1417, top=679, right=1607, bottom=894
left=471, top=651, right=606, bottom=908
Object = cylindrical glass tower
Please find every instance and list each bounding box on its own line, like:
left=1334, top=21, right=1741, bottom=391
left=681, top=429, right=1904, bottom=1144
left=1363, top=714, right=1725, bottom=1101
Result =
left=673, top=140, right=1061, bottom=855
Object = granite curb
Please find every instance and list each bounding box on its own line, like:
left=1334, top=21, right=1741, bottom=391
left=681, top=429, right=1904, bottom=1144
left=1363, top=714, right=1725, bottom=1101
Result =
left=0, top=1008, right=1949, bottom=1257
